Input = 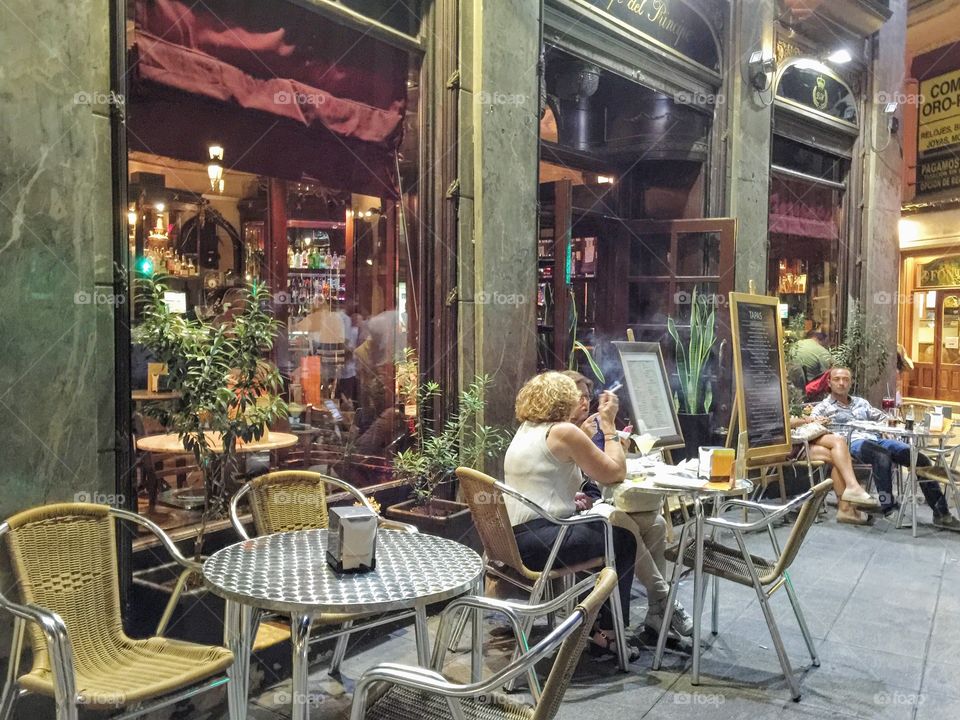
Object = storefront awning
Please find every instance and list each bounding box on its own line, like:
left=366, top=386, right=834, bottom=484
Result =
left=128, top=0, right=408, bottom=198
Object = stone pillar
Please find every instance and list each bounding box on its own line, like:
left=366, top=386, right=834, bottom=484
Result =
left=860, top=0, right=908, bottom=403
left=0, top=0, right=116, bottom=601
left=726, top=0, right=776, bottom=292
left=458, top=0, right=540, bottom=430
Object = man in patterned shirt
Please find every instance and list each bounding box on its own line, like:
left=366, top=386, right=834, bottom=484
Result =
left=811, top=367, right=960, bottom=530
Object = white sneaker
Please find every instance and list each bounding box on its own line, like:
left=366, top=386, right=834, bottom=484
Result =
left=644, top=600, right=694, bottom=637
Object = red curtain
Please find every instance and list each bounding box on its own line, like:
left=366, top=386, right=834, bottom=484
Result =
left=128, top=0, right=408, bottom=197
left=768, top=175, right=839, bottom=240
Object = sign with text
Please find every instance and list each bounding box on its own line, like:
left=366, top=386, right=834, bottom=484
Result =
left=577, top=0, right=720, bottom=71
left=728, top=293, right=791, bottom=462
left=775, top=64, right=858, bottom=125
left=613, top=341, right=685, bottom=451
left=917, top=255, right=960, bottom=289
left=918, top=66, right=960, bottom=194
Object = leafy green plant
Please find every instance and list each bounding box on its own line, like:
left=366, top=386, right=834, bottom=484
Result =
left=830, top=301, right=889, bottom=395
left=134, top=276, right=287, bottom=558
left=784, top=313, right=808, bottom=416
left=393, top=372, right=507, bottom=507
left=567, top=289, right=605, bottom=383
left=666, top=287, right=717, bottom=414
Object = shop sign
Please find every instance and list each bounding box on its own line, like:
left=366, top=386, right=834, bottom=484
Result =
left=578, top=0, right=720, bottom=71
left=917, top=255, right=960, bottom=289
left=917, top=68, right=960, bottom=195
left=775, top=64, right=858, bottom=125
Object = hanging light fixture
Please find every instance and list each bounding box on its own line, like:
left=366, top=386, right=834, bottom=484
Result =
left=207, top=144, right=225, bottom=193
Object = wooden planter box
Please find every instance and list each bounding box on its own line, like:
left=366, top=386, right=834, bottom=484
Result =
left=385, top=498, right=480, bottom=549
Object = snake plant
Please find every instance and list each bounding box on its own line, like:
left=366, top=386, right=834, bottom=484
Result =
left=666, top=287, right=716, bottom=414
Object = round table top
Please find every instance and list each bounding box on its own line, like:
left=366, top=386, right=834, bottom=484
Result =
left=202, top=529, right=483, bottom=614
left=842, top=420, right=950, bottom=440
left=136, top=431, right=298, bottom=454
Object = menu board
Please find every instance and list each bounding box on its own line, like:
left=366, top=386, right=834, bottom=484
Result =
left=728, top=293, right=791, bottom=462
left=613, top=341, right=685, bottom=451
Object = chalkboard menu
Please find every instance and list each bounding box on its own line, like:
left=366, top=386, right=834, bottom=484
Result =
left=728, top=293, right=791, bottom=462
left=613, top=341, right=685, bottom=451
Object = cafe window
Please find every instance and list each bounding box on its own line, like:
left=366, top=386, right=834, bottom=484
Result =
left=767, top=137, right=847, bottom=341
left=125, top=0, right=422, bottom=538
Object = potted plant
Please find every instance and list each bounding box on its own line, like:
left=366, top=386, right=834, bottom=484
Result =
left=667, top=287, right=717, bottom=459
left=134, top=275, right=287, bottom=559
left=386, top=373, right=507, bottom=541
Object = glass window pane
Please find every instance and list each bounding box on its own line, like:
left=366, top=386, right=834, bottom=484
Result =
left=676, top=232, right=720, bottom=276
left=628, top=281, right=671, bottom=325
left=629, top=233, right=671, bottom=276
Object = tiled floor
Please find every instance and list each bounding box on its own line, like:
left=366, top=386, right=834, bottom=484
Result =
left=160, top=502, right=960, bottom=719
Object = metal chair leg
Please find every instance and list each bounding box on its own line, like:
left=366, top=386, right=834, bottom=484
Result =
left=710, top=574, right=720, bottom=636
left=329, top=620, right=353, bottom=676
left=783, top=573, right=819, bottom=666
left=653, top=521, right=691, bottom=670
left=448, top=605, right=470, bottom=652
left=0, top=618, right=25, bottom=720
left=759, top=591, right=800, bottom=700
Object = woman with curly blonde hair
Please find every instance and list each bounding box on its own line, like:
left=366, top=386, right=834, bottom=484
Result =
left=505, top=371, right=639, bottom=660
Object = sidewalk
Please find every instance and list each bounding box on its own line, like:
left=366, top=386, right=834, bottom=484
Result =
left=139, top=503, right=960, bottom=720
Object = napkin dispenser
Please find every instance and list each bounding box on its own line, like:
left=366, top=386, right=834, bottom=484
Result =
left=326, top=506, right=377, bottom=573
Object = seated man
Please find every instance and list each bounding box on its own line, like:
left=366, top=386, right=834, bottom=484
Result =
left=811, top=366, right=960, bottom=531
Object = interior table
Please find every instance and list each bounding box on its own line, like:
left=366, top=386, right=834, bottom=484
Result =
left=203, top=528, right=483, bottom=720
left=136, top=430, right=298, bottom=454
left=623, top=468, right=752, bottom=683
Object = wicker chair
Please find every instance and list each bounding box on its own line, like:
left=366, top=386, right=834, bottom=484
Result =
left=658, top=479, right=832, bottom=701
left=228, top=470, right=416, bottom=676
left=454, top=467, right=630, bottom=673
left=913, top=435, right=960, bottom=520
left=0, top=503, right=236, bottom=720
left=348, top=569, right=618, bottom=720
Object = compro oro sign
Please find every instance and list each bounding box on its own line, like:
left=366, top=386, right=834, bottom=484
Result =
left=918, top=69, right=960, bottom=194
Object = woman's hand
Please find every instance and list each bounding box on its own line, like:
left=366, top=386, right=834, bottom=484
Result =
left=598, top=391, right=619, bottom=431
left=574, top=492, right=594, bottom=512
left=580, top=413, right=600, bottom=438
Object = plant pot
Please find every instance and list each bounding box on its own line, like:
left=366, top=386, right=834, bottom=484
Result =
left=676, top=412, right=711, bottom=461
left=385, top=498, right=479, bottom=549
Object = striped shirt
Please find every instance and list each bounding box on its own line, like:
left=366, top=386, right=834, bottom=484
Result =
left=810, top=395, right=886, bottom=443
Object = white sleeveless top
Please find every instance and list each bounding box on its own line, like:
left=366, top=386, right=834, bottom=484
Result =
left=503, top=422, right=583, bottom=526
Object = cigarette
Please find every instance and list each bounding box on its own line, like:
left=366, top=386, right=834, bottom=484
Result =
left=606, top=381, right=623, bottom=394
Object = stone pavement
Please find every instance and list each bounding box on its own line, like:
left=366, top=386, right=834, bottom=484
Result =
left=162, top=501, right=959, bottom=720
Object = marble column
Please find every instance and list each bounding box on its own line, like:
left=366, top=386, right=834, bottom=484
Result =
left=0, top=0, right=117, bottom=623
left=726, top=0, right=776, bottom=292
left=860, top=0, right=908, bottom=403
left=458, top=0, right=540, bottom=432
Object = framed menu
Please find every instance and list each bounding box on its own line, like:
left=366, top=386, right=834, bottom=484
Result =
left=612, top=341, right=685, bottom=451
left=728, top=293, right=792, bottom=462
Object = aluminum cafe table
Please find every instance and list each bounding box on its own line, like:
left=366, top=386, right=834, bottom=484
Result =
left=627, top=467, right=753, bottom=683
left=203, top=528, right=483, bottom=720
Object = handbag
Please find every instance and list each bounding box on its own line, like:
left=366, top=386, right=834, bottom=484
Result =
left=791, top=422, right=828, bottom=443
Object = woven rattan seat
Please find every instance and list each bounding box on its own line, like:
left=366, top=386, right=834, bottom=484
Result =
left=917, top=466, right=952, bottom=483
left=454, top=467, right=631, bottom=673
left=655, top=480, right=832, bottom=700
left=365, top=685, right=534, bottom=720
left=0, top=503, right=236, bottom=720
left=665, top=538, right=777, bottom=587
left=350, top=570, right=617, bottom=720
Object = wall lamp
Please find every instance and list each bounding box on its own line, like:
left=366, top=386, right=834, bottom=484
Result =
left=748, top=49, right=776, bottom=92
left=207, top=144, right=225, bottom=194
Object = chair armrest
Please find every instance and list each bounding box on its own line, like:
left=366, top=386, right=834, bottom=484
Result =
left=229, top=483, right=253, bottom=540
left=716, top=498, right=778, bottom=516
left=377, top=518, right=418, bottom=533
left=110, top=508, right=202, bottom=573
left=0, top=586, right=77, bottom=704
left=704, top=505, right=795, bottom=532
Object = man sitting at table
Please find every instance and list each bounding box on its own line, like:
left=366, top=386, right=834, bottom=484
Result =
left=810, top=367, right=960, bottom=530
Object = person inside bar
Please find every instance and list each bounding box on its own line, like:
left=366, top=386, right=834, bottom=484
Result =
left=504, top=372, right=641, bottom=660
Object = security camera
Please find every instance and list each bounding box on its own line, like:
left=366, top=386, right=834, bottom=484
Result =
left=748, top=49, right=776, bottom=92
